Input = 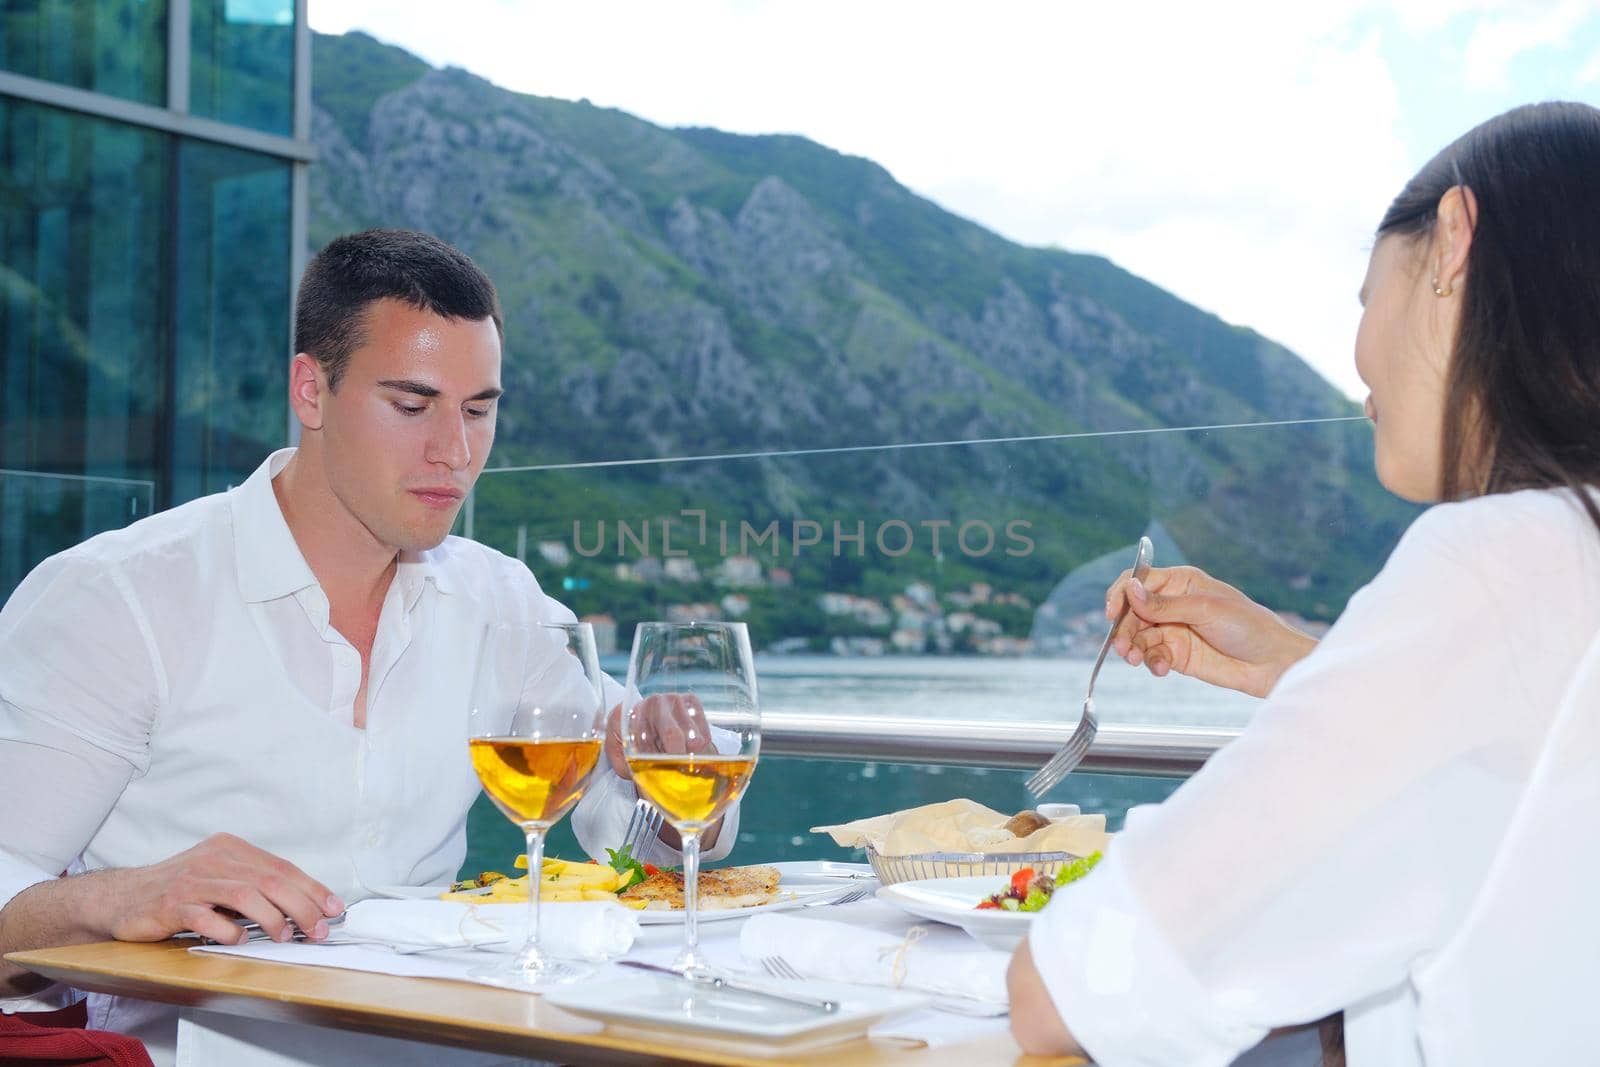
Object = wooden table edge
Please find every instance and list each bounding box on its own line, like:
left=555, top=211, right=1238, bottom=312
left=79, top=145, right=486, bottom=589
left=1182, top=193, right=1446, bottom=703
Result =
left=7, top=941, right=1080, bottom=1066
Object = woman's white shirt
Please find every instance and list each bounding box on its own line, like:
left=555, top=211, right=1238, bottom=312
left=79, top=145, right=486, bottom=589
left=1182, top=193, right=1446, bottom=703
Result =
left=1030, top=487, right=1600, bottom=1066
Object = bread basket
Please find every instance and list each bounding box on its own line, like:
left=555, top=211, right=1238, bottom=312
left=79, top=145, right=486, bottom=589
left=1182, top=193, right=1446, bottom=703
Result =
left=865, top=844, right=1079, bottom=886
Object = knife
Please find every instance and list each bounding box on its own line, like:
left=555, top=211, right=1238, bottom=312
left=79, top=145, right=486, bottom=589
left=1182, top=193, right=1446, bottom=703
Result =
left=618, top=960, right=839, bottom=1013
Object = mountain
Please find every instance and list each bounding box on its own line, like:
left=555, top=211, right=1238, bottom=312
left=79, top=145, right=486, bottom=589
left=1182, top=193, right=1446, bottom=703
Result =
left=306, top=31, right=1418, bottom=641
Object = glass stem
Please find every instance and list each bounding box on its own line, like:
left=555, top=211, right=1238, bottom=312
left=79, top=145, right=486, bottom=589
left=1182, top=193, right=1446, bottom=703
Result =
left=681, top=827, right=702, bottom=959
left=524, top=825, right=545, bottom=958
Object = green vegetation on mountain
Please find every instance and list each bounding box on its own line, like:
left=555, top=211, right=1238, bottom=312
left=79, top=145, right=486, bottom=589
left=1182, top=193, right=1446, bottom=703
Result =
left=309, top=31, right=1419, bottom=639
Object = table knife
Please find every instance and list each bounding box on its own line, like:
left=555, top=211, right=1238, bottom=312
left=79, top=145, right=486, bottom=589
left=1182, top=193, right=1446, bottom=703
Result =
left=618, top=960, right=839, bottom=1013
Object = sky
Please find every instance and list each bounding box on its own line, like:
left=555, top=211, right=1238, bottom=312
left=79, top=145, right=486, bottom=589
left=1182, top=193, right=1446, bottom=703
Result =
left=307, top=1, right=1600, bottom=401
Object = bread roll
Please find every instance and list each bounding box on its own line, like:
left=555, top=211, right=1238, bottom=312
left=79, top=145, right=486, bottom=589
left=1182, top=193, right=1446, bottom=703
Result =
left=1003, top=810, right=1051, bottom=838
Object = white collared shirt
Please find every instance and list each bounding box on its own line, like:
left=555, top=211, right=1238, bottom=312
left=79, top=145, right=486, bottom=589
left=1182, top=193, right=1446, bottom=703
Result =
left=0, top=448, right=736, bottom=1058
left=1030, top=487, right=1600, bottom=1066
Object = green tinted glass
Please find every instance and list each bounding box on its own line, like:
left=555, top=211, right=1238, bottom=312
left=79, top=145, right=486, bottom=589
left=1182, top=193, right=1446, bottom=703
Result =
left=0, top=100, right=166, bottom=597
left=171, top=139, right=290, bottom=500
left=189, top=0, right=294, bottom=135
left=0, top=0, right=168, bottom=105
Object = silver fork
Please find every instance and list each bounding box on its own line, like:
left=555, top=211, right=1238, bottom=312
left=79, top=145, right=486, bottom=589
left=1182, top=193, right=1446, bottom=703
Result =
left=800, top=885, right=872, bottom=908
left=1026, top=536, right=1154, bottom=797
left=620, top=796, right=664, bottom=859
left=765, top=953, right=1003, bottom=1017
left=762, top=955, right=805, bottom=980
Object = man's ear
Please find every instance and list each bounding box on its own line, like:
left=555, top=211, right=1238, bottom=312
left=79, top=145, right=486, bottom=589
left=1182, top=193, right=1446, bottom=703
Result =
left=288, top=353, right=328, bottom=432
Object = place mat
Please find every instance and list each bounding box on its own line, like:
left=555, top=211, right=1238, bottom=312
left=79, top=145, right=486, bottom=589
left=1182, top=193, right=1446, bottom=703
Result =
left=193, top=899, right=1009, bottom=1047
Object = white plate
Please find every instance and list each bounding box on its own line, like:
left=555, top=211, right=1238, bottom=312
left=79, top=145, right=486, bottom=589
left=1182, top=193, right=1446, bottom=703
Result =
left=769, top=860, right=877, bottom=884
left=875, top=875, right=1035, bottom=951
left=374, top=862, right=877, bottom=918
left=544, top=972, right=925, bottom=1055
left=369, top=885, right=454, bottom=900
left=634, top=881, right=844, bottom=924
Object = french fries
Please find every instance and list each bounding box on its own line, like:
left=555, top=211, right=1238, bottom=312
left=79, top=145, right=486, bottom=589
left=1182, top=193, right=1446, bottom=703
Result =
left=440, top=857, right=648, bottom=908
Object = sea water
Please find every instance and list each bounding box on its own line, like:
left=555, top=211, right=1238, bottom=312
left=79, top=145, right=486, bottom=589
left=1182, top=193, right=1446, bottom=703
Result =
left=461, top=654, right=1257, bottom=875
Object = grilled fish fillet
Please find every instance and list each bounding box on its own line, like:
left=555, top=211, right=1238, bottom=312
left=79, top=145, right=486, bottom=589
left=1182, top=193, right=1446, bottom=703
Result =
left=619, top=865, right=782, bottom=910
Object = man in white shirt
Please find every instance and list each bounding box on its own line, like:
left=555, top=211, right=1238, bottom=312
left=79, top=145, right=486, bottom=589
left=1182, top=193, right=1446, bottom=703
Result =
left=0, top=229, right=734, bottom=1062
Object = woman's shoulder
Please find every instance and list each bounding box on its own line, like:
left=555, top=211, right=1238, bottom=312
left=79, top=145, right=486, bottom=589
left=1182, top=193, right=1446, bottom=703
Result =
left=1400, top=486, right=1600, bottom=569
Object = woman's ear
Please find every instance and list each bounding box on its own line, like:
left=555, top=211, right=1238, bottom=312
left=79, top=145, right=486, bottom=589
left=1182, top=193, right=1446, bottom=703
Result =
left=1433, top=185, right=1477, bottom=296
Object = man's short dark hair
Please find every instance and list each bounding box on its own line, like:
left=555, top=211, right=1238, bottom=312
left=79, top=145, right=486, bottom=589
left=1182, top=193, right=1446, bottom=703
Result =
left=294, top=229, right=504, bottom=390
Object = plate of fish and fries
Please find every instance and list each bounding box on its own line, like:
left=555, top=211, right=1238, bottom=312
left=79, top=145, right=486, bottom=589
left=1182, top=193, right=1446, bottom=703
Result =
left=374, top=847, right=865, bottom=923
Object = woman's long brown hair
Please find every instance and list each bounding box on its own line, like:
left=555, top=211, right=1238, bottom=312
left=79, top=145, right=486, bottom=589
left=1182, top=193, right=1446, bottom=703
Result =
left=1376, top=102, right=1600, bottom=532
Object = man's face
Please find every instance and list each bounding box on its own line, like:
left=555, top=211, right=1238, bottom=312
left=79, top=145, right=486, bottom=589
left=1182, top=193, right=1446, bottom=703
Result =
left=315, top=298, right=502, bottom=553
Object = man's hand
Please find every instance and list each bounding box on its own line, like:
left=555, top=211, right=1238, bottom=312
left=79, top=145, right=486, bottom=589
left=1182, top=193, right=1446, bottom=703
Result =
left=604, top=693, right=715, bottom=778
left=604, top=694, right=724, bottom=850
left=100, top=832, right=344, bottom=945
left=1007, top=939, right=1086, bottom=1057
left=1, top=833, right=343, bottom=995
left=1105, top=565, right=1318, bottom=698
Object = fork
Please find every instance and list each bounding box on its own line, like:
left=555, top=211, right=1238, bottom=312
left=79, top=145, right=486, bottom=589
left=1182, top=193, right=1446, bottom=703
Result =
left=762, top=955, right=806, bottom=980
left=800, top=885, right=872, bottom=908
left=620, top=796, right=664, bottom=860
left=1026, top=536, right=1154, bottom=798
left=763, top=954, right=1005, bottom=1017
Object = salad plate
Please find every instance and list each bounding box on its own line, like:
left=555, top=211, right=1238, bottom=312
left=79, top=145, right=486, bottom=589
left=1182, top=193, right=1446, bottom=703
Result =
left=876, top=875, right=1037, bottom=951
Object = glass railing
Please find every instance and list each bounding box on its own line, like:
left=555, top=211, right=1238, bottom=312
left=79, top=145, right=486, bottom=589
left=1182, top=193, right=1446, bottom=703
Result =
left=458, top=416, right=1422, bottom=869
left=0, top=468, right=155, bottom=603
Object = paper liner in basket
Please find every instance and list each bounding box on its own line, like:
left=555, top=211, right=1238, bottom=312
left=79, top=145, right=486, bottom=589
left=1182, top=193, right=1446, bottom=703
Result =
left=812, top=798, right=1110, bottom=857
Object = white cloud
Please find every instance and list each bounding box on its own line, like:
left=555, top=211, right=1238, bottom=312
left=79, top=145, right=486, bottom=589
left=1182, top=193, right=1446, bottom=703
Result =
left=304, top=1, right=1584, bottom=402
left=1461, top=0, right=1593, bottom=90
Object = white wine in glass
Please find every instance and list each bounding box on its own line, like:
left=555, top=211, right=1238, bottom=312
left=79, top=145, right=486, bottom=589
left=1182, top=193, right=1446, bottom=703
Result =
left=468, top=620, right=605, bottom=988
left=624, top=621, right=759, bottom=973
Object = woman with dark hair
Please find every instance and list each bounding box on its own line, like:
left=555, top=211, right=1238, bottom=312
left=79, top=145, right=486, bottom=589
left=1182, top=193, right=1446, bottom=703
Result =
left=1007, top=101, right=1600, bottom=1065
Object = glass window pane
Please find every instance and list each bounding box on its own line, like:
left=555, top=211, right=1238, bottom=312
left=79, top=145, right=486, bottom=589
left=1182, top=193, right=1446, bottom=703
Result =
left=189, top=0, right=294, bottom=136
left=0, top=99, right=167, bottom=601
left=0, top=0, right=168, bottom=106
left=0, top=472, right=154, bottom=606
left=171, top=140, right=289, bottom=500
left=0, top=101, right=168, bottom=483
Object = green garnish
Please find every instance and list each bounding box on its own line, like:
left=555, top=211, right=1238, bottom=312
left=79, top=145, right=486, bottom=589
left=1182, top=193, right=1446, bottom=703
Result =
left=605, top=844, right=648, bottom=891
left=1055, top=851, right=1103, bottom=885
left=1019, top=886, right=1052, bottom=912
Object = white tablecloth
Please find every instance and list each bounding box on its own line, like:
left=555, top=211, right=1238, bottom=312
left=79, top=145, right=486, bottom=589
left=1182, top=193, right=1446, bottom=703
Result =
left=189, top=897, right=1010, bottom=1062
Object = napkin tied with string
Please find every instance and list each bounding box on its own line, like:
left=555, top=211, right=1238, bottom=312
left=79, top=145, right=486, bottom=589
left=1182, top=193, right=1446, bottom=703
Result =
left=738, top=913, right=1009, bottom=1008
left=342, top=899, right=637, bottom=959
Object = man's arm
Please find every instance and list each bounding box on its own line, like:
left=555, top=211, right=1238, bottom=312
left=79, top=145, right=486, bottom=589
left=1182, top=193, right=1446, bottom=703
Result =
left=0, top=556, right=342, bottom=995
left=601, top=698, right=728, bottom=853
left=0, top=718, right=347, bottom=994
left=1, top=834, right=346, bottom=992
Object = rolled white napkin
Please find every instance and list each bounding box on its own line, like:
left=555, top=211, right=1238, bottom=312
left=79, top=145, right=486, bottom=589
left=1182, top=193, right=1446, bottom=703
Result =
left=342, top=900, right=638, bottom=960
left=738, top=913, right=1009, bottom=1007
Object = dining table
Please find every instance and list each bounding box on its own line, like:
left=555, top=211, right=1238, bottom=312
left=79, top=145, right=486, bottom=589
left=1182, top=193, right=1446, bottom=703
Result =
left=5, top=887, right=1086, bottom=1067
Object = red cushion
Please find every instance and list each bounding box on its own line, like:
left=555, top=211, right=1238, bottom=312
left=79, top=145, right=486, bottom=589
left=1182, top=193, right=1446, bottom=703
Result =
left=0, top=1001, right=154, bottom=1067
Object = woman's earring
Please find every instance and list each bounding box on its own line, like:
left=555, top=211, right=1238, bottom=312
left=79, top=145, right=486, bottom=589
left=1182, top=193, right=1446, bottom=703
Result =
left=1432, top=277, right=1453, bottom=298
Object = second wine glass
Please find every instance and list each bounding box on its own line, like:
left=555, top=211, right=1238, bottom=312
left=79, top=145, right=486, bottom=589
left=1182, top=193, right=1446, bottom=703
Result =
left=468, top=620, right=606, bottom=989
left=623, top=621, right=760, bottom=974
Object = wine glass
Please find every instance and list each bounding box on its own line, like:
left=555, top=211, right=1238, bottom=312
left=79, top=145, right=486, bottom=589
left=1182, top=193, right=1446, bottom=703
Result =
left=467, top=620, right=606, bottom=988
left=623, top=621, right=760, bottom=974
